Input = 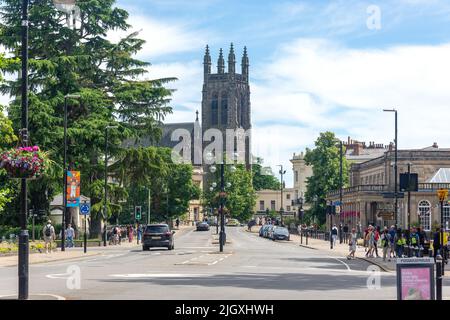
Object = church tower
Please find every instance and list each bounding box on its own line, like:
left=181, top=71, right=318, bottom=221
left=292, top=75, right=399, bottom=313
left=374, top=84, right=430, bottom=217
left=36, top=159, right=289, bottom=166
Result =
left=201, top=44, right=252, bottom=171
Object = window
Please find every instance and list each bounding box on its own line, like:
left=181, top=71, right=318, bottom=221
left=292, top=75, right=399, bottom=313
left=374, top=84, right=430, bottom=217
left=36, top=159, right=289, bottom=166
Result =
left=287, top=206, right=291, bottom=212
left=295, top=171, right=298, bottom=183
left=220, top=94, right=228, bottom=125
left=418, top=200, right=431, bottom=232
left=259, top=200, right=264, bottom=211
left=211, top=92, right=218, bottom=125
left=286, top=194, right=290, bottom=200
left=271, top=200, right=276, bottom=211
left=444, top=203, right=450, bottom=230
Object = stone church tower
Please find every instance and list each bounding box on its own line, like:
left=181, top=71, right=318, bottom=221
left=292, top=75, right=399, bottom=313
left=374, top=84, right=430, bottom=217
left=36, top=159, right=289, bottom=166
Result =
left=201, top=44, right=252, bottom=172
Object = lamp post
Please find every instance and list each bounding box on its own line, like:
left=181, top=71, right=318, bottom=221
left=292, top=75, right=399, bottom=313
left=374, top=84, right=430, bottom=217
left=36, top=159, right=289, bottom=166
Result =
left=383, top=108, right=398, bottom=227
left=278, top=165, right=286, bottom=226
left=17, top=0, right=30, bottom=300
left=298, top=197, right=304, bottom=244
left=62, top=94, right=81, bottom=252
left=103, top=125, right=118, bottom=247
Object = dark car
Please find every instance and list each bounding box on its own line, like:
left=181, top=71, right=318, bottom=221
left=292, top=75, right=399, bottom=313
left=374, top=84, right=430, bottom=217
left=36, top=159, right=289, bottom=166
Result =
left=142, top=224, right=175, bottom=251
left=196, top=221, right=210, bottom=231
left=270, top=226, right=290, bottom=241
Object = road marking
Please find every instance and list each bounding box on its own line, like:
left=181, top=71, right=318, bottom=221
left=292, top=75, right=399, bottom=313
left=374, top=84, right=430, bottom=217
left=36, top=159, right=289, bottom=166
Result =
left=110, top=273, right=206, bottom=278
left=329, top=256, right=352, bottom=271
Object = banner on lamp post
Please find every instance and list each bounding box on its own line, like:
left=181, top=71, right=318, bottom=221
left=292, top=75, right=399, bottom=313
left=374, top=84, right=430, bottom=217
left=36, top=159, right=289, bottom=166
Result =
left=67, top=171, right=81, bottom=207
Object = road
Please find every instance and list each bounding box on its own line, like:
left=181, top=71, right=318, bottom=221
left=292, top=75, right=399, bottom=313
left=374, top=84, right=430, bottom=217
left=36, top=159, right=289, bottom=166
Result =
left=1, top=226, right=448, bottom=300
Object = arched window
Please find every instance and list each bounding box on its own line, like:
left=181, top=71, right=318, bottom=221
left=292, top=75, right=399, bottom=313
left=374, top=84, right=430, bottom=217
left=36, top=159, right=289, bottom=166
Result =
left=418, top=200, right=431, bottom=231
left=211, top=92, right=218, bottom=126
left=220, top=93, right=228, bottom=125
left=444, top=203, right=450, bottom=231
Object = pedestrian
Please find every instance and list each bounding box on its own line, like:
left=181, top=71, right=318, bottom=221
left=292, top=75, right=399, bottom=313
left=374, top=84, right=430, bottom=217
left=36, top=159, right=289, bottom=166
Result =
left=364, top=227, right=369, bottom=252
left=381, top=228, right=391, bottom=262
left=331, top=224, right=338, bottom=248
left=137, top=224, right=142, bottom=244
left=66, top=223, right=75, bottom=248
left=128, top=225, right=134, bottom=243
left=389, top=225, right=396, bottom=258
left=365, top=226, right=375, bottom=258
left=373, top=226, right=380, bottom=258
left=118, top=226, right=122, bottom=245
left=343, top=223, right=349, bottom=244
left=347, top=228, right=357, bottom=260
left=395, top=230, right=405, bottom=258
left=410, top=228, right=420, bottom=257
left=43, top=220, right=55, bottom=254
left=176, top=218, right=180, bottom=229
left=433, top=227, right=441, bottom=261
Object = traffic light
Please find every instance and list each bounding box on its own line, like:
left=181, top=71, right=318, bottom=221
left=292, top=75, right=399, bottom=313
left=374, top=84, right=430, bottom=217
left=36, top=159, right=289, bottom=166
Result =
left=135, top=206, right=142, bottom=221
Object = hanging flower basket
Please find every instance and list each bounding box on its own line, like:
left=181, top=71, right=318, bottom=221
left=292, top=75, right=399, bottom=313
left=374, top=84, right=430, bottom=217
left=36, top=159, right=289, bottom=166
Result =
left=0, top=146, right=47, bottom=179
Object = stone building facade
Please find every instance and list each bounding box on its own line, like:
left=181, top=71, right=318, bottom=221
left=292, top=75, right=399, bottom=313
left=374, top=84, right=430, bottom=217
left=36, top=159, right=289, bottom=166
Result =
left=327, top=144, right=450, bottom=232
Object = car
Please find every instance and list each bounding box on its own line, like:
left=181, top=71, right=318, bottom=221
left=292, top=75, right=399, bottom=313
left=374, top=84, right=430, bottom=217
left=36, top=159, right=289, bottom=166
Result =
left=226, top=218, right=240, bottom=226
left=270, top=226, right=290, bottom=241
left=263, top=225, right=275, bottom=238
left=259, top=224, right=270, bottom=237
left=196, top=221, right=210, bottom=231
left=142, top=224, right=175, bottom=251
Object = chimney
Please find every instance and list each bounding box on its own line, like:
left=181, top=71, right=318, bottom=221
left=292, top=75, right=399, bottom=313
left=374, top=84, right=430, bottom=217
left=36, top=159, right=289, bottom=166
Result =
left=433, top=142, right=439, bottom=149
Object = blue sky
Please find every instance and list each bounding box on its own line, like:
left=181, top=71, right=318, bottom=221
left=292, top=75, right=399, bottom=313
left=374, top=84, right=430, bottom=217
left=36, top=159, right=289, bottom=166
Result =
left=111, top=0, right=450, bottom=187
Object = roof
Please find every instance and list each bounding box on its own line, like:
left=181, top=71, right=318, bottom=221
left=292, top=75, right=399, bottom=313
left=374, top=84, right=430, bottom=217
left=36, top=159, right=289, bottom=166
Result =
left=428, top=168, right=450, bottom=183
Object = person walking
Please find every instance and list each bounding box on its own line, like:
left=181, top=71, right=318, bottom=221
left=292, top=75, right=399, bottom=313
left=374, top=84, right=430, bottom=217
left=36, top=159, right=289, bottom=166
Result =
left=389, top=225, right=396, bottom=259
left=176, top=218, right=180, bottom=229
left=137, top=224, right=142, bottom=244
left=433, top=227, right=441, bottom=261
left=66, top=223, right=75, bottom=248
left=331, top=224, right=338, bottom=248
left=373, top=226, right=380, bottom=258
left=128, top=225, right=134, bottom=243
left=347, top=228, right=357, bottom=260
left=366, top=226, right=375, bottom=258
left=395, top=230, right=405, bottom=258
left=381, top=228, right=391, bottom=262
left=43, top=220, right=55, bottom=254
left=410, top=228, right=420, bottom=257
left=343, top=223, right=349, bottom=244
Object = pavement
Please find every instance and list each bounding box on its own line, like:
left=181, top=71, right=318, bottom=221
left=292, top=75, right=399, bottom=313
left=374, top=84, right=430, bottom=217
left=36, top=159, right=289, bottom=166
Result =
left=2, top=225, right=450, bottom=300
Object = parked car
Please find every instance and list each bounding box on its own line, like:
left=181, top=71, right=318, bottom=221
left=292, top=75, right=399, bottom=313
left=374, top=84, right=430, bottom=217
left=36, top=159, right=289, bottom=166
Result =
left=226, top=218, right=240, bottom=226
left=142, top=224, right=175, bottom=251
left=259, top=224, right=270, bottom=237
left=270, top=226, right=290, bottom=241
left=263, top=225, right=275, bottom=238
left=196, top=221, right=210, bottom=231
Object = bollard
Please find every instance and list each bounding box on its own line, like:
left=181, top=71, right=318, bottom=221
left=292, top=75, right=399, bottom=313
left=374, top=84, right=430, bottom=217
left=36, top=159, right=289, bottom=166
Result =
left=436, top=254, right=443, bottom=300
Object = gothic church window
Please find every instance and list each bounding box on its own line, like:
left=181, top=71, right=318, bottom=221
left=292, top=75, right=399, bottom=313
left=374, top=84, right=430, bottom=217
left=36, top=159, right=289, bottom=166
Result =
left=221, top=93, right=228, bottom=125
left=211, top=92, right=218, bottom=125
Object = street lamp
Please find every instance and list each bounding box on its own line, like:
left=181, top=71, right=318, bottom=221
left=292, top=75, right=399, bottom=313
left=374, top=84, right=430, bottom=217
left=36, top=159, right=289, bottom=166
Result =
left=383, top=108, right=398, bottom=227
left=278, top=165, right=286, bottom=226
left=103, top=125, right=118, bottom=246
left=62, top=94, right=81, bottom=252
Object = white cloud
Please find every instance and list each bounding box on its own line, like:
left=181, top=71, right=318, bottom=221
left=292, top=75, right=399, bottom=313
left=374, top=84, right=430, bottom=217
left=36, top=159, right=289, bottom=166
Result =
left=107, top=14, right=210, bottom=59
left=251, top=38, right=450, bottom=171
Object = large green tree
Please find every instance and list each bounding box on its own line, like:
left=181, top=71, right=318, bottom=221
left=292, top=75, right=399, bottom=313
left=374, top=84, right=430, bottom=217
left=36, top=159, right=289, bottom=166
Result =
left=304, top=132, right=349, bottom=226
left=203, top=164, right=256, bottom=222
left=0, top=0, right=174, bottom=235
left=252, top=157, right=281, bottom=191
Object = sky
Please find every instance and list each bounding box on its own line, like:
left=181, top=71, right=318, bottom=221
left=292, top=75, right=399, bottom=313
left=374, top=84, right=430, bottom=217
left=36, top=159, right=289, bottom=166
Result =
left=3, top=0, right=450, bottom=188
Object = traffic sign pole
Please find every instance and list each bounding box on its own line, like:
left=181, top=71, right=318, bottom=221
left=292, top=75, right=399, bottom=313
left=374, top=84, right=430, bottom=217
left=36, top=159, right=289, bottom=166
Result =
left=80, top=202, right=90, bottom=254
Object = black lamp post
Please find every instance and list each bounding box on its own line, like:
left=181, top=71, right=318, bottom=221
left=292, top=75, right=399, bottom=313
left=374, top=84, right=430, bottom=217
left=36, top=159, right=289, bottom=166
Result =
left=384, top=108, right=398, bottom=227
left=103, top=125, right=117, bottom=247
left=62, top=94, right=81, bottom=252
left=278, top=165, right=286, bottom=225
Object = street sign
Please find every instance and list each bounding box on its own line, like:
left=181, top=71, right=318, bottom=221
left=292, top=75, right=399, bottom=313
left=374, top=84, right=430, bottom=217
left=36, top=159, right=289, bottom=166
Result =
left=437, top=189, right=448, bottom=202
left=80, top=203, right=90, bottom=215
left=382, top=192, right=405, bottom=199
left=396, top=258, right=435, bottom=300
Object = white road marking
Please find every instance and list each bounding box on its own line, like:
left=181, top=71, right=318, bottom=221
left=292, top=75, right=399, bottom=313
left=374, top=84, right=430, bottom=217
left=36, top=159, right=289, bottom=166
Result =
left=110, top=273, right=206, bottom=278
left=46, top=272, right=73, bottom=279
left=329, top=256, right=351, bottom=271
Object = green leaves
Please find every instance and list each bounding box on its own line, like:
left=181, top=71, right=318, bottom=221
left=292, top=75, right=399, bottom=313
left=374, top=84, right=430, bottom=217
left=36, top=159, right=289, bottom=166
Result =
left=304, top=132, right=349, bottom=225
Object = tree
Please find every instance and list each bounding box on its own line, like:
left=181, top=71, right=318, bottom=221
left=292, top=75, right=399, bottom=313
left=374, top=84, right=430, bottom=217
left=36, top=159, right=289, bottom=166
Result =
left=203, top=164, right=256, bottom=223
left=0, top=0, right=175, bottom=235
left=304, top=132, right=349, bottom=226
left=252, top=157, right=281, bottom=191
